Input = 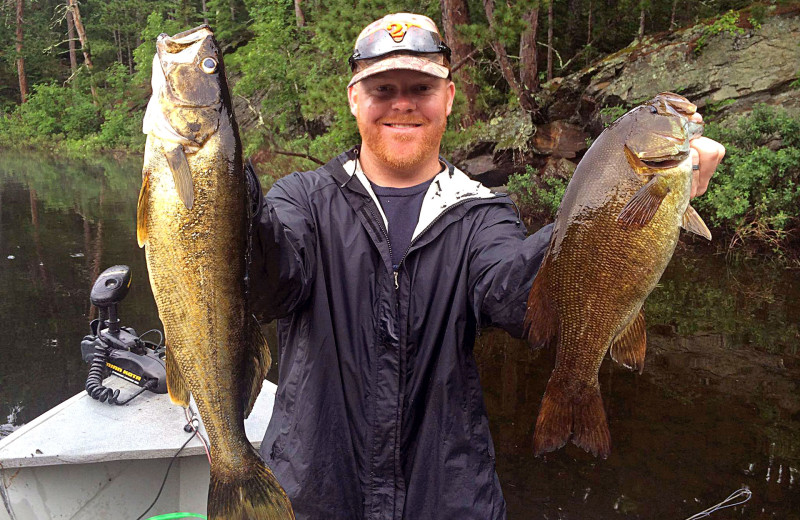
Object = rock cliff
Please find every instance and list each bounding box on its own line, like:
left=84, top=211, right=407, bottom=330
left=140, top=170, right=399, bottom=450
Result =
left=461, top=6, right=800, bottom=186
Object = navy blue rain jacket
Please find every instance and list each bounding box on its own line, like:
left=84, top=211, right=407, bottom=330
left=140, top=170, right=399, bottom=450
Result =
left=249, top=148, right=552, bottom=520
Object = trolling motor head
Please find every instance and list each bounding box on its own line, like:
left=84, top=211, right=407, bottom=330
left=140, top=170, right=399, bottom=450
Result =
left=82, top=265, right=167, bottom=404
left=90, top=265, right=132, bottom=334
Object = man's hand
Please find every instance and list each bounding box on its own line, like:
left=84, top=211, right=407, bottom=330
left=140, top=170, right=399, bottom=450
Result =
left=688, top=112, right=725, bottom=199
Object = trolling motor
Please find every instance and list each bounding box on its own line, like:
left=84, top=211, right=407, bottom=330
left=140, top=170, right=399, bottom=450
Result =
left=80, top=265, right=167, bottom=405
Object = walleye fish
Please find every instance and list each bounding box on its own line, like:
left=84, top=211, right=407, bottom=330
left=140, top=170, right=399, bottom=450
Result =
left=137, top=25, right=294, bottom=519
left=524, top=92, right=711, bottom=458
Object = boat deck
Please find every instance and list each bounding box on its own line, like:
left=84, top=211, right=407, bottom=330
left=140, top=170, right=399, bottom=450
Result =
left=0, top=376, right=276, bottom=519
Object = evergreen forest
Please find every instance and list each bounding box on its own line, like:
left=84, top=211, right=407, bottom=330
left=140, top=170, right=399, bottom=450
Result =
left=1, top=0, right=799, bottom=254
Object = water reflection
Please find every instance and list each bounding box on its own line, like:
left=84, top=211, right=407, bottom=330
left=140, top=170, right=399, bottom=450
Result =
left=1, top=152, right=798, bottom=518
left=0, top=152, right=160, bottom=429
left=476, top=251, right=800, bottom=518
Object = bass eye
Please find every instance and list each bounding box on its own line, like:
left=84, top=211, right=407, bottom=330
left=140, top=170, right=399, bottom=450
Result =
left=200, top=57, right=217, bottom=73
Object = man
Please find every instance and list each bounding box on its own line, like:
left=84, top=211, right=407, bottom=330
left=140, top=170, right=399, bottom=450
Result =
left=249, top=13, right=725, bottom=520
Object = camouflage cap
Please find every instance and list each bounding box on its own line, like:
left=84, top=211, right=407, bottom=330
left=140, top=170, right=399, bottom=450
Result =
left=348, top=13, right=451, bottom=88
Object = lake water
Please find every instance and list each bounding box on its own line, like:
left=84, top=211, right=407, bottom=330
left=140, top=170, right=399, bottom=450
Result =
left=0, top=152, right=798, bottom=518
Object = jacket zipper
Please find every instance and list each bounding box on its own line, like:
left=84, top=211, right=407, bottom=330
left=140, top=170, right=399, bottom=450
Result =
left=365, top=204, right=395, bottom=284
left=392, top=196, right=502, bottom=288
left=366, top=194, right=509, bottom=290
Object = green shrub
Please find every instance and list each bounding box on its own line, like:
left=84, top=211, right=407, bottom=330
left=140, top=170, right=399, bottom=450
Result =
left=507, top=165, right=569, bottom=225
left=13, top=84, right=100, bottom=141
left=695, top=10, right=747, bottom=54
left=695, top=104, right=800, bottom=253
left=599, top=105, right=628, bottom=127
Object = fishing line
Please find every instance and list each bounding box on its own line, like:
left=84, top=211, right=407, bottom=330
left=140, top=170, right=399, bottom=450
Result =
left=683, top=487, right=752, bottom=519
left=135, top=422, right=199, bottom=520
left=184, top=406, right=211, bottom=464
left=145, top=513, right=206, bottom=519
left=138, top=329, right=164, bottom=348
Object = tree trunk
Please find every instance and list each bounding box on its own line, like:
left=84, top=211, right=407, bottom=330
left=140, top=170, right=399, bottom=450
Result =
left=587, top=0, right=593, bottom=45
left=519, top=6, right=540, bottom=95
left=294, top=0, right=305, bottom=27
left=670, top=0, right=678, bottom=29
left=442, top=0, right=480, bottom=123
left=547, top=0, right=554, bottom=81
left=638, top=2, right=646, bottom=39
left=15, top=0, right=28, bottom=103
left=126, top=34, right=133, bottom=75
left=114, top=30, right=123, bottom=64
left=66, top=2, right=78, bottom=74
left=67, top=0, right=98, bottom=102
left=567, top=0, right=580, bottom=50
left=483, top=0, right=535, bottom=112
left=202, top=0, right=209, bottom=25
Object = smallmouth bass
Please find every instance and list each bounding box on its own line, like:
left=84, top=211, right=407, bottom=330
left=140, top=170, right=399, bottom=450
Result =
left=525, top=92, right=711, bottom=458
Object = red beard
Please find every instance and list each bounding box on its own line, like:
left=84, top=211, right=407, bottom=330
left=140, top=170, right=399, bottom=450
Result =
left=358, top=115, right=447, bottom=172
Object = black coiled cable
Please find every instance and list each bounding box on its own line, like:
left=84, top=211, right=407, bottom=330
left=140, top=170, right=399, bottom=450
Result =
left=85, top=341, right=156, bottom=405
left=86, top=341, right=117, bottom=403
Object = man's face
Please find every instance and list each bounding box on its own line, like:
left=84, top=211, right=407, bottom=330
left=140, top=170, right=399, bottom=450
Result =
left=348, top=69, right=455, bottom=173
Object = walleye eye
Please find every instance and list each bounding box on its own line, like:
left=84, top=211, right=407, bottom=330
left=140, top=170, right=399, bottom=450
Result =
left=200, top=57, right=217, bottom=73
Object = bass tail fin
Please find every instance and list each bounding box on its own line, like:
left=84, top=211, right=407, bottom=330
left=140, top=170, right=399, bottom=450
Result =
left=533, top=376, right=611, bottom=459
left=208, top=448, right=295, bottom=520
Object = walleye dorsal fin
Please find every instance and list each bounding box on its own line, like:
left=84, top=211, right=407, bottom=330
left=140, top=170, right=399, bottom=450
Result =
left=166, top=347, right=191, bottom=407
left=609, top=309, right=647, bottom=374
left=617, top=176, right=670, bottom=229
left=682, top=205, right=712, bottom=240
left=136, top=173, right=150, bottom=247
left=164, top=145, right=195, bottom=210
left=524, top=258, right=558, bottom=349
left=243, top=314, right=272, bottom=418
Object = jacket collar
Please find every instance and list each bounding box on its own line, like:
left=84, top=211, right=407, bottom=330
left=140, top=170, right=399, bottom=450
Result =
left=328, top=147, right=498, bottom=241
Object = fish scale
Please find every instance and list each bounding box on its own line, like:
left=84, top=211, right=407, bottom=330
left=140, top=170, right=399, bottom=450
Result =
left=524, top=92, right=711, bottom=458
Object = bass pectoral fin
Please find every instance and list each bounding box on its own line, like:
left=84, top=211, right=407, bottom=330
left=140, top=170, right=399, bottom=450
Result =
left=609, top=309, right=647, bottom=374
left=682, top=204, right=712, bottom=240
left=164, top=145, right=195, bottom=210
left=166, top=347, right=191, bottom=407
left=617, top=176, right=670, bottom=229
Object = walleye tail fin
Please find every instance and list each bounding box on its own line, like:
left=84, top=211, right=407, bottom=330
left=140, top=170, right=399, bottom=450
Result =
left=137, top=174, right=150, bottom=247
left=524, top=261, right=557, bottom=349
left=533, top=376, right=610, bottom=459
left=682, top=204, right=712, bottom=240
left=243, top=315, right=272, bottom=417
left=166, top=348, right=190, bottom=407
left=208, top=450, right=295, bottom=520
left=610, top=310, right=647, bottom=374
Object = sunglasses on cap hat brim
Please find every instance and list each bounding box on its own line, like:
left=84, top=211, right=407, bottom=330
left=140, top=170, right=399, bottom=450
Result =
left=348, top=25, right=451, bottom=71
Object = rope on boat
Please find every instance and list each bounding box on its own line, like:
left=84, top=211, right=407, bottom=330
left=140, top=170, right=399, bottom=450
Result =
left=684, top=487, right=752, bottom=519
